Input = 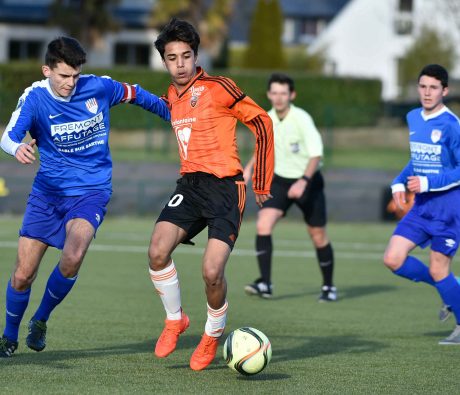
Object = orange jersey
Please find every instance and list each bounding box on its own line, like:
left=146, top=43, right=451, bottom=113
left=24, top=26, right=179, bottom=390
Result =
left=164, top=67, right=274, bottom=194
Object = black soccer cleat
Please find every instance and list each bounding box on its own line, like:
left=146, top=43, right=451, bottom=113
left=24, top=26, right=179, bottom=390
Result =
left=244, top=278, right=273, bottom=299
left=26, top=319, right=47, bottom=352
left=318, top=285, right=338, bottom=302
left=0, top=336, right=18, bottom=358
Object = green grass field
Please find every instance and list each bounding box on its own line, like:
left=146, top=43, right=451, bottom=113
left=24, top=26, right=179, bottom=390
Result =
left=0, top=216, right=458, bottom=394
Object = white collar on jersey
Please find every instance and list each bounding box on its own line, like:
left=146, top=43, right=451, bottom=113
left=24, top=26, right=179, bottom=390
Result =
left=421, top=105, right=448, bottom=121
left=45, top=79, right=77, bottom=102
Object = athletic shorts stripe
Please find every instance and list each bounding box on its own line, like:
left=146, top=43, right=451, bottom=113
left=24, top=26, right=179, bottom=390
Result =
left=236, top=181, right=246, bottom=230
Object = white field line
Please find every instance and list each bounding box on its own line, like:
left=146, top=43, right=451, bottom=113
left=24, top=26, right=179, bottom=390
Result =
left=0, top=240, right=385, bottom=261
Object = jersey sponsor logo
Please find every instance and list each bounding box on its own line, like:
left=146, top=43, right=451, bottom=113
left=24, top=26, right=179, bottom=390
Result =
left=49, top=113, right=63, bottom=119
left=86, top=97, right=98, bottom=114
left=431, top=129, right=442, bottom=143
left=174, top=123, right=192, bottom=159
left=410, top=141, right=441, bottom=163
left=410, top=142, right=441, bottom=155
left=172, top=117, right=196, bottom=126
left=51, top=112, right=104, bottom=137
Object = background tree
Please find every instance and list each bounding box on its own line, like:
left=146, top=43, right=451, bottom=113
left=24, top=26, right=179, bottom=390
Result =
left=48, top=0, right=120, bottom=50
left=149, top=0, right=234, bottom=67
left=244, top=0, right=285, bottom=70
left=399, top=25, right=455, bottom=97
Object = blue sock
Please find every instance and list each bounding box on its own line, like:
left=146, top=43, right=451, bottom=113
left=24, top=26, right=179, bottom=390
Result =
left=3, top=281, right=31, bottom=342
left=393, top=256, right=435, bottom=286
left=435, top=273, right=460, bottom=324
left=33, top=264, right=77, bottom=322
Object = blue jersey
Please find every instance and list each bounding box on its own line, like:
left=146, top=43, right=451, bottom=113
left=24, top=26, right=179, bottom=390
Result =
left=393, top=106, right=460, bottom=191
left=1, top=75, right=170, bottom=196
left=392, top=106, right=460, bottom=225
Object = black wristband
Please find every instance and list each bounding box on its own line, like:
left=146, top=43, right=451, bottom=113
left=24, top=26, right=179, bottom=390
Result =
left=301, top=175, right=310, bottom=182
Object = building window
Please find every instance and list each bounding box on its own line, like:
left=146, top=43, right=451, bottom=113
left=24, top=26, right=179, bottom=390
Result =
left=399, top=0, right=413, bottom=12
left=9, top=40, right=43, bottom=61
left=301, top=19, right=318, bottom=36
left=114, top=43, right=150, bottom=66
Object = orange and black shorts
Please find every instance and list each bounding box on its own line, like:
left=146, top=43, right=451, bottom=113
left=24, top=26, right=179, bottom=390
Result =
left=156, top=172, right=246, bottom=249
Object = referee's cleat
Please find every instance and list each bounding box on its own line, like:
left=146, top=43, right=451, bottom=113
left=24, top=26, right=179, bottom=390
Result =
left=439, top=325, right=460, bottom=345
left=0, top=336, right=18, bottom=358
left=439, top=304, right=452, bottom=322
left=26, top=319, right=47, bottom=352
left=318, top=285, right=338, bottom=302
left=244, top=278, right=272, bottom=299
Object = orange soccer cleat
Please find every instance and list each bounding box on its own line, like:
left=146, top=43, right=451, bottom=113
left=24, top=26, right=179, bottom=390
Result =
left=189, top=333, right=220, bottom=371
left=154, top=311, right=190, bottom=358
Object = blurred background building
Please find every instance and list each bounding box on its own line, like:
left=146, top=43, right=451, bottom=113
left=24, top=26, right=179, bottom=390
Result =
left=0, top=0, right=459, bottom=100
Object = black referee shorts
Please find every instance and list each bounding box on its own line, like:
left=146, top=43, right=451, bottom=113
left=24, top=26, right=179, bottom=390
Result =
left=262, top=172, right=327, bottom=227
left=157, top=172, right=246, bottom=249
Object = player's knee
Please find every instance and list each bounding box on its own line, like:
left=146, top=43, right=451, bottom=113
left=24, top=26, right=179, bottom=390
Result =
left=429, top=265, right=449, bottom=282
left=148, top=246, right=170, bottom=269
left=383, top=250, right=403, bottom=271
left=202, top=266, right=224, bottom=287
left=11, top=269, right=35, bottom=289
left=256, top=221, right=272, bottom=235
left=310, top=232, right=328, bottom=247
left=61, top=248, right=85, bottom=267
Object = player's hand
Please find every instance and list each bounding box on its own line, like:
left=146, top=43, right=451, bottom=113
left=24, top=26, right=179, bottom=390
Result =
left=15, top=139, right=37, bottom=164
left=287, top=178, right=307, bottom=199
left=392, top=191, right=407, bottom=211
left=407, top=176, right=421, bottom=193
left=255, top=193, right=273, bottom=208
left=242, top=167, right=252, bottom=185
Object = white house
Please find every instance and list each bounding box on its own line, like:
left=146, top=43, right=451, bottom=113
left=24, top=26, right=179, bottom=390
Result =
left=309, top=0, right=460, bottom=100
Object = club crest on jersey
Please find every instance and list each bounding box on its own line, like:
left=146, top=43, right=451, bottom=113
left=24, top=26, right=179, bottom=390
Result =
left=190, top=85, right=204, bottom=108
left=86, top=98, right=98, bottom=114
left=174, top=123, right=192, bottom=159
left=431, top=129, right=442, bottom=143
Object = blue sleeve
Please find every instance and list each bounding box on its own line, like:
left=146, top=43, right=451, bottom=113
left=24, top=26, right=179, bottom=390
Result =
left=101, top=77, right=170, bottom=121
left=132, top=85, right=170, bottom=122
left=6, top=92, right=35, bottom=142
left=426, top=124, right=460, bottom=191
left=392, top=160, right=413, bottom=186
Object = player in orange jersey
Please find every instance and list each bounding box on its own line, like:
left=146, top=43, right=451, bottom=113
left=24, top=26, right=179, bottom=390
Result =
left=148, top=18, right=274, bottom=371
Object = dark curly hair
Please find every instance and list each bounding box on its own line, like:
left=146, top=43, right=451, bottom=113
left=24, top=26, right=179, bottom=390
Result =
left=154, top=18, right=200, bottom=59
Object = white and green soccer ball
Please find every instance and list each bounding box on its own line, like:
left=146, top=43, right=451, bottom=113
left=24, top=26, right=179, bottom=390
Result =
left=223, top=327, right=272, bottom=375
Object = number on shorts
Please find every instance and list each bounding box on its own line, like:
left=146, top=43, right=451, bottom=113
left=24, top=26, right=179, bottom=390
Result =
left=168, top=194, right=184, bottom=207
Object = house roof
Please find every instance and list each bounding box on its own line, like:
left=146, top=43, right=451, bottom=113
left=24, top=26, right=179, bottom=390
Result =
left=0, top=1, right=151, bottom=28
left=281, top=0, right=349, bottom=17
left=229, top=0, right=350, bottom=42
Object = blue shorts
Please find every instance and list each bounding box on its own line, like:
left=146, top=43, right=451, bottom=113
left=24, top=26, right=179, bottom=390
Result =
left=19, top=191, right=111, bottom=250
left=394, top=208, right=459, bottom=257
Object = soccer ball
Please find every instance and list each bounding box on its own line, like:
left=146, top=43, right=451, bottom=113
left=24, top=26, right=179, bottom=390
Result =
left=223, top=327, right=272, bottom=375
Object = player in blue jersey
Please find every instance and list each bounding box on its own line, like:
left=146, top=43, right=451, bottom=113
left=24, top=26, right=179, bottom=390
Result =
left=383, top=64, right=460, bottom=345
left=0, top=36, right=170, bottom=357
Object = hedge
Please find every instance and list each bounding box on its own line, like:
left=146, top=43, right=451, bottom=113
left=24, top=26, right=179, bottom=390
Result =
left=0, top=63, right=382, bottom=128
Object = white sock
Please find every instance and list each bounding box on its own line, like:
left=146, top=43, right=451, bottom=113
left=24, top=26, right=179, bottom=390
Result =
left=149, top=261, right=182, bottom=320
left=205, top=300, right=228, bottom=338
